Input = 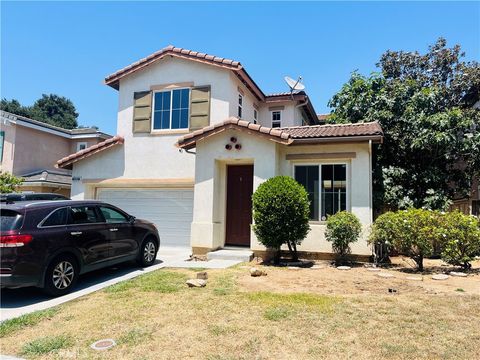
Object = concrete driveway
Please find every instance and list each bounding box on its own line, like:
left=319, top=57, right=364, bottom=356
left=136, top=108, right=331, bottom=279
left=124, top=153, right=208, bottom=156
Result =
left=0, top=247, right=191, bottom=322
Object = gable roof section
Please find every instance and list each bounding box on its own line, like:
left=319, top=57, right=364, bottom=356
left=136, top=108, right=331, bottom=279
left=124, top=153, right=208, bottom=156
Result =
left=56, top=135, right=124, bottom=169
left=1, top=111, right=111, bottom=140
left=176, top=118, right=383, bottom=150
left=104, top=45, right=266, bottom=101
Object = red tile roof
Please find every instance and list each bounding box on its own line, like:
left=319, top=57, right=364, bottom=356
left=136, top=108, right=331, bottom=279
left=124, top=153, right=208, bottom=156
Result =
left=176, top=118, right=292, bottom=150
left=56, top=135, right=124, bottom=169
left=281, top=122, right=383, bottom=139
left=104, top=45, right=265, bottom=101
left=176, top=119, right=383, bottom=150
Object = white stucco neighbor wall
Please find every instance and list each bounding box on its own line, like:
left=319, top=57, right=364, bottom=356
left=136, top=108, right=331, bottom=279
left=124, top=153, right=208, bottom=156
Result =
left=189, top=128, right=374, bottom=256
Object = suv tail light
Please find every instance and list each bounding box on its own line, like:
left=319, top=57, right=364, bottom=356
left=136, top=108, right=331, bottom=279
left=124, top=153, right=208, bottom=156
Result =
left=0, top=234, right=33, bottom=247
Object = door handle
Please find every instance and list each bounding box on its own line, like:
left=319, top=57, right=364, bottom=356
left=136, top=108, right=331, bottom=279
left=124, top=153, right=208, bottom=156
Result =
left=70, top=231, right=82, bottom=236
left=109, top=228, right=118, bottom=232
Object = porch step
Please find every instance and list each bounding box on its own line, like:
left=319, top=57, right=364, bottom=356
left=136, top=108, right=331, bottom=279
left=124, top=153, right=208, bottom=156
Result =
left=206, top=249, right=253, bottom=262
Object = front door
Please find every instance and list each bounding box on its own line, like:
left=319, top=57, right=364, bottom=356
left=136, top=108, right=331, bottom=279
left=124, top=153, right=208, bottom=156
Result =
left=225, top=165, right=254, bottom=247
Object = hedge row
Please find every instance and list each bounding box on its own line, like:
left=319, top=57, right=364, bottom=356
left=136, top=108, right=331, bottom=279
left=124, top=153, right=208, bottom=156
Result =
left=369, top=209, right=480, bottom=270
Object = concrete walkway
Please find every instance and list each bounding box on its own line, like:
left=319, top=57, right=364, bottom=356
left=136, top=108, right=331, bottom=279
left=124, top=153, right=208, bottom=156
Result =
left=0, top=247, right=242, bottom=322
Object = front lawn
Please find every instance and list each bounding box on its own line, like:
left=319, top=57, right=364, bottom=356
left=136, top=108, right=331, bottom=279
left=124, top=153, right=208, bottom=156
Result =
left=1, top=261, right=479, bottom=359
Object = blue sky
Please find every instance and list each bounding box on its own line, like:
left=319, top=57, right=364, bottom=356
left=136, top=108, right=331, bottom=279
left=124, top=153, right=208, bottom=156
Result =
left=2, top=1, right=479, bottom=134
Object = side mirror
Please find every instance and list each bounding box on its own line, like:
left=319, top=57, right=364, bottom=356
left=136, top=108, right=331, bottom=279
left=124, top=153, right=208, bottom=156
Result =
left=129, top=216, right=136, bottom=224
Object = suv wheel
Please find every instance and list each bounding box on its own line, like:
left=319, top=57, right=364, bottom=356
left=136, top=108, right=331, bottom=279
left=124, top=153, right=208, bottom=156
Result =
left=43, top=255, right=79, bottom=297
left=137, top=238, right=158, bottom=267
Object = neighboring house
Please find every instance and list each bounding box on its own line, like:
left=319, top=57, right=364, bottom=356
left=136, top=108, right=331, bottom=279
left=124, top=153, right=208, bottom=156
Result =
left=0, top=111, right=111, bottom=196
left=449, top=98, right=480, bottom=218
left=57, top=45, right=383, bottom=257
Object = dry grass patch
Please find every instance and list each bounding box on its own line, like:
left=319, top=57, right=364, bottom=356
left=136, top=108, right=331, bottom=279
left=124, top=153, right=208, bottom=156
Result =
left=0, top=267, right=479, bottom=359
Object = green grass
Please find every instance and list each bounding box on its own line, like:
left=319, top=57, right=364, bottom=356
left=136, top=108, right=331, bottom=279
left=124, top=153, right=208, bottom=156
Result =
left=212, top=274, right=236, bottom=296
left=118, top=328, right=153, bottom=346
left=0, top=308, right=58, bottom=338
left=264, top=306, right=292, bottom=321
left=208, top=324, right=238, bottom=336
left=456, top=288, right=465, bottom=292
left=20, top=335, right=73, bottom=356
left=246, top=291, right=339, bottom=310
left=104, top=270, right=187, bottom=295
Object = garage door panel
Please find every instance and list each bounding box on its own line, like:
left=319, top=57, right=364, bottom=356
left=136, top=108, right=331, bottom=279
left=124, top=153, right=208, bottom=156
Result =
left=97, top=188, right=193, bottom=247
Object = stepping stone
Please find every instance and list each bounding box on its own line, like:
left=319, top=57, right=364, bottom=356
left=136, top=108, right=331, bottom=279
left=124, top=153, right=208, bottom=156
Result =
left=287, top=266, right=301, bottom=270
left=336, top=266, right=351, bottom=270
left=377, top=272, right=394, bottom=278
left=406, top=276, right=422, bottom=281
left=432, top=274, right=449, bottom=280
left=310, top=265, right=324, bottom=269
left=186, top=279, right=207, bottom=287
left=367, top=268, right=381, bottom=272
left=450, top=271, right=468, bottom=277
left=91, top=339, right=116, bottom=351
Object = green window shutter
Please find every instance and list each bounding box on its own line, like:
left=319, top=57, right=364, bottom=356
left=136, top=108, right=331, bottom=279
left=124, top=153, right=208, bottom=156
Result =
left=189, top=85, right=211, bottom=131
left=133, top=91, right=152, bottom=133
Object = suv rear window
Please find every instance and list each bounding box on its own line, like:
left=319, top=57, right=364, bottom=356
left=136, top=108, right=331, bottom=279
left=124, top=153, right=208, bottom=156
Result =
left=0, top=209, right=24, bottom=231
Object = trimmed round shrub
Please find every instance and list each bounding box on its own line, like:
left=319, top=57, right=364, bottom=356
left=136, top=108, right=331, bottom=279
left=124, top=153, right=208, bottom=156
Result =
left=252, top=176, right=310, bottom=262
left=368, top=211, right=399, bottom=263
left=439, top=211, right=480, bottom=269
left=325, top=211, right=362, bottom=263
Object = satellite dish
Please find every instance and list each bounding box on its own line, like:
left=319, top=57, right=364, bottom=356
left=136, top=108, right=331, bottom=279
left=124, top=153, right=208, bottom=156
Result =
left=284, top=76, right=305, bottom=91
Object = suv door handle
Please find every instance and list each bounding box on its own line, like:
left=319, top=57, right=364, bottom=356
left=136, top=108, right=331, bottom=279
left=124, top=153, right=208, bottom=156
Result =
left=109, top=228, right=118, bottom=232
left=70, top=231, right=82, bottom=236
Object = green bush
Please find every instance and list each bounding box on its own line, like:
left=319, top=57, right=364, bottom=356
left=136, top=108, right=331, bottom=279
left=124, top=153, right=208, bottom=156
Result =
left=369, top=209, right=440, bottom=271
left=369, top=209, right=480, bottom=271
left=325, top=211, right=362, bottom=263
left=252, top=176, right=310, bottom=263
left=439, top=211, right=480, bottom=269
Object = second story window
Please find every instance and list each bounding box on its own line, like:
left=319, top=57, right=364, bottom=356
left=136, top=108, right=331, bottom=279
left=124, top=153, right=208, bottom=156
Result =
left=153, top=88, right=190, bottom=130
left=76, top=142, right=87, bottom=152
left=271, top=111, right=281, bottom=128
left=238, top=94, right=243, bottom=118
left=253, top=109, right=258, bottom=124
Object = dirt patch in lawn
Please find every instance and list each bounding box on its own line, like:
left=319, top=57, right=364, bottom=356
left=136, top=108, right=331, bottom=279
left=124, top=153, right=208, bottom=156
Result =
left=239, top=257, right=480, bottom=296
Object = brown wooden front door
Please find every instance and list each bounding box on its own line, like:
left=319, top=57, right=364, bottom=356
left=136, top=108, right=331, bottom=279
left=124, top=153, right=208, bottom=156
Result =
left=225, top=165, right=254, bottom=247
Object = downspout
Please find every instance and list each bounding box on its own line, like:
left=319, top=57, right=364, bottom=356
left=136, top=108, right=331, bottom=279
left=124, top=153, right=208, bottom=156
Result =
left=368, top=139, right=374, bottom=259
left=295, top=98, right=310, bottom=126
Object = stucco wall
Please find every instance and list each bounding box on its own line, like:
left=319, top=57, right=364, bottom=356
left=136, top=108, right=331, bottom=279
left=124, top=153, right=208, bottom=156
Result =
left=190, top=128, right=277, bottom=249
left=190, top=132, right=373, bottom=255
left=11, top=125, right=72, bottom=175
left=0, top=121, right=16, bottom=173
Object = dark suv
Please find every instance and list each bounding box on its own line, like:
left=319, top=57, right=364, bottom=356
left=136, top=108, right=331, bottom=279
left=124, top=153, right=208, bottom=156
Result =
left=0, top=200, right=160, bottom=296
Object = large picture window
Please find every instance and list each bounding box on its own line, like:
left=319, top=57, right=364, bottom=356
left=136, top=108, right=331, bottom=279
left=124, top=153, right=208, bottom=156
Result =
left=295, top=164, right=348, bottom=221
left=153, top=88, right=190, bottom=130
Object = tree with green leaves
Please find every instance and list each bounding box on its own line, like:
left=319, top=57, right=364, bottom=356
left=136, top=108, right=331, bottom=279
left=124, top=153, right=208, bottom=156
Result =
left=328, top=38, right=480, bottom=211
left=0, top=172, right=23, bottom=194
left=1, top=94, right=79, bottom=129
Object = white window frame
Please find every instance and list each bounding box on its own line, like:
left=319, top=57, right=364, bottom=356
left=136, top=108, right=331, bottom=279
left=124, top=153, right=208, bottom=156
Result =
left=238, top=93, right=243, bottom=119
left=271, top=110, right=282, bottom=128
left=151, top=87, right=191, bottom=131
left=253, top=109, right=258, bottom=124
left=293, top=162, right=350, bottom=222
left=76, top=142, right=88, bottom=152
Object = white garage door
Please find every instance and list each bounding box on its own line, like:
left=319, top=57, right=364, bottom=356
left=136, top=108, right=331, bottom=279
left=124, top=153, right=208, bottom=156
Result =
left=97, top=188, right=193, bottom=247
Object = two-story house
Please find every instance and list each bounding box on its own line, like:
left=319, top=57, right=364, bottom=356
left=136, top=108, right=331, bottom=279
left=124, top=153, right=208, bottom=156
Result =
left=0, top=110, right=111, bottom=196
left=57, top=45, right=383, bottom=258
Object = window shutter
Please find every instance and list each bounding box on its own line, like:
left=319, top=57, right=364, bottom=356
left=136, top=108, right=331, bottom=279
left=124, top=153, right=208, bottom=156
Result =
left=132, top=91, right=152, bottom=133
left=189, top=85, right=211, bottom=131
